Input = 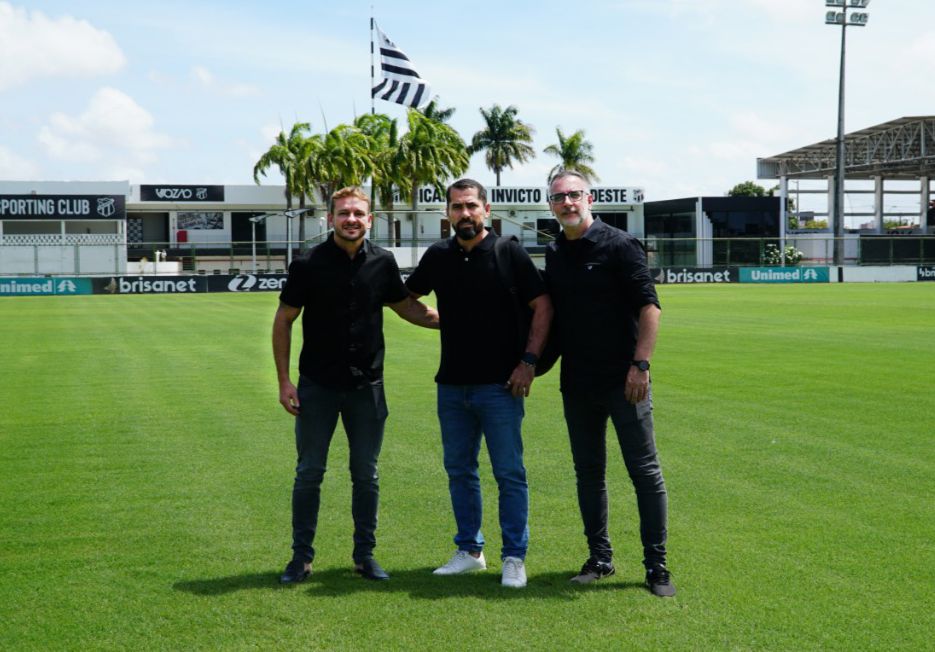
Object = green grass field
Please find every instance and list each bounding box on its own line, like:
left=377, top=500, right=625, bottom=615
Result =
left=1, top=284, right=933, bottom=650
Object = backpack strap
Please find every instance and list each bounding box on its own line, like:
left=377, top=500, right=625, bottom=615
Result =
left=492, top=235, right=529, bottom=355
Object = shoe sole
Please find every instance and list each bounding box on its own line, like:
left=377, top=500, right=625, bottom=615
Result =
left=280, top=572, right=310, bottom=585
left=570, top=568, right=615, bottom=584
left=647, top=584, right=676, bottom=597
left=432, top=565, right=486, bottom=575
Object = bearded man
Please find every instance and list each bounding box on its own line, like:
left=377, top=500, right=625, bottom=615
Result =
left=406, top=178, right=552, bottom=589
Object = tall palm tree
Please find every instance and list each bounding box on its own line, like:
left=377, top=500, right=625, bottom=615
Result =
left=468, top=104, right=535, bottom=186
left=354, top=113, right=402, bottom=241
left=394, top=110, right=469, bottom=243
left=253, top=122, right=313, bottom=247
left=543, top=127, right=599, bottom=183
left=419, top=97, right=456, bottom=124
left=307, top=124, right=374, bottom=208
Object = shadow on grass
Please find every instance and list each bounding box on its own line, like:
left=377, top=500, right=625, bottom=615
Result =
left=173, top=567, right=647, bottom=601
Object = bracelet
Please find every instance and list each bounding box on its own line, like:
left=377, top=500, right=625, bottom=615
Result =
left=520, top=352, right=538, bottom=367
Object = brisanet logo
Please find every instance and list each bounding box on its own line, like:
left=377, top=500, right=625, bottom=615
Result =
left=653, top=268, right=737, bottom=284
left=918, top=266, right=935, bottom=281
left=115, top=277, right=201, bottom=294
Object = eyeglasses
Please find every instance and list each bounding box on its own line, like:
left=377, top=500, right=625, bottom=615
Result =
left=548, top=190, right=588, bottom=204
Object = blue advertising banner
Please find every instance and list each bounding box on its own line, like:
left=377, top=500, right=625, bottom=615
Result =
left=918, top=266, right=935, bottom=281
left=739, top=267, right=830, bottom=283
left=0, top=277, right=93, bottom=296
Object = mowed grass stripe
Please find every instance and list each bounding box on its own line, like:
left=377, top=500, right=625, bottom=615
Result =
left=0, top=284, right=932, bottom=650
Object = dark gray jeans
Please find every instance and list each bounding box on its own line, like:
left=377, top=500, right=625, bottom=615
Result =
left=291, top=376, right=388, bottom=564
left=562, top=384, right=668, bottom=568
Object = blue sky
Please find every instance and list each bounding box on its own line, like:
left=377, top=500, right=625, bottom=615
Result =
left=2, top=0, right=934, bottom=202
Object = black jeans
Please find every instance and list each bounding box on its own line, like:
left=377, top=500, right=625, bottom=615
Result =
left=291, top=377, right=388, bottom=564
left=562, top=384, right=668, bottom=568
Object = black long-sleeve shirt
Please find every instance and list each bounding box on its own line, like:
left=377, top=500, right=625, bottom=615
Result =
left=545, top=219, right=660, bottom=394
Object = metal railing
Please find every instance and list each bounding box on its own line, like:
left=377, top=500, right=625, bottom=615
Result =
left=2, top=235, right=934, bottom=276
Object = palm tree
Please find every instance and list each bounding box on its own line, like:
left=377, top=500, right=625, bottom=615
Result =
left=253, top=122, right=314, bottom=247
left=354, top=113, right=402, bottom=242
left=468, top=104, right=535, bottom=186
left=419, top=97, right=456, bottom=124
left=307, top=124, right=374, bottom=208
left=394, top=110, right=469, bottom=244
left=543, top=127, right=599, bottom=183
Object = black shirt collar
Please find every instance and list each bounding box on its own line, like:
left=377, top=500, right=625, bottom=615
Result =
left=453, top=230, right=497, bottom=254
left=558, top=217, right=606, bottom=247
left=323, top=232, right=372, bottom=259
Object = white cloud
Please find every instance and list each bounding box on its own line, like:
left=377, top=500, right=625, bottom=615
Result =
left=38, top=87, right=177, bottom=179
left=0, top=145, right=40, bottom=179
left=0, top=2, right=125, bottom=91
left=190, top=65, right=258, bottom=98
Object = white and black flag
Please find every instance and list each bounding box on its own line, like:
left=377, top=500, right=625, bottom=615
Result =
left=371, top=22, right=431, bottom=109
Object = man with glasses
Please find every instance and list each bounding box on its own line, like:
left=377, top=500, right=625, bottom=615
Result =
left=406, top=178, right=552, bottom=589
left=544, top=169, right=675, bottom=597
left=274, top=186, right=439, bottom=585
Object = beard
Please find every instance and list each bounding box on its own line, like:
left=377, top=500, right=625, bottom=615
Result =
left=556, top=211, right=584, bottom=227
left=456, top=219, right=480, bottom=240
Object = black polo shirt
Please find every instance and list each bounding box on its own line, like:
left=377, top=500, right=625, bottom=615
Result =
left=406, top=232, right=546, bottom=385
left=279, top=235, right=408, bottom=390
left=545, top=219, right=660, bottom=394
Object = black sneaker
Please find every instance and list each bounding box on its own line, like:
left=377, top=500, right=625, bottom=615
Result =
left=570, top=557, right=616, bottom=584
left=280, top=559, right=311, bottom=585
left=645, top=565, right=676, bottom=597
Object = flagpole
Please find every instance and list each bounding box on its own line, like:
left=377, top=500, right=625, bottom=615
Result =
left=370, top=14, right=375, bottom=115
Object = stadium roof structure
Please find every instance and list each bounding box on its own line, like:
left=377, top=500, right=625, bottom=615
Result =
left=757, top=116, right=935, bottom=180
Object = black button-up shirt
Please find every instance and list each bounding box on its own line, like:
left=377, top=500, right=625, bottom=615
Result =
left=279, top=235, right=408, bottom=390
left=406, top=232, right=546, bottom=385
left=545, top=219, right=660, bottom=394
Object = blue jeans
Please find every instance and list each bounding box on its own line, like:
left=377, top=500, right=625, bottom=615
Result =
left=291, top=376, right=387, bottom=564
left=562, top=384, right=668, bottom=568
left=437, top=384, right=529, bottom=560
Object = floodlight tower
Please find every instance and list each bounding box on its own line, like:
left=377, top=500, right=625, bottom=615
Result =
left=825, top=0, right=870, bottom=266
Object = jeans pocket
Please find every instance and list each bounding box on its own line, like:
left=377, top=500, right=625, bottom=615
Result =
left=370, top=382, right=389, bottom=421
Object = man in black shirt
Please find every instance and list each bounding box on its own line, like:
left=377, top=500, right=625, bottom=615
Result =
left=273, top=186, right=438, bottom=584
left=406, top=178, right=552, bottom=589
left=545, top=170, right=675, bottom=597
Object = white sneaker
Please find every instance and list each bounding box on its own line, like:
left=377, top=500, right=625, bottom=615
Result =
left=501, top=556, right=527, bottom=588
left=433, top=550, right=486, bottom=575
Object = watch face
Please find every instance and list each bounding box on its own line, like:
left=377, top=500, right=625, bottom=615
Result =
left=634, top=360, right=650, bottom=371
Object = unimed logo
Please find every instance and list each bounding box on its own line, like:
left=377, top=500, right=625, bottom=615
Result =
left=918, top=266, right=935, bottom=281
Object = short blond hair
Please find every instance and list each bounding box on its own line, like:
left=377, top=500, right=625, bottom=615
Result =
left=329, top=186, right=370, bottom=214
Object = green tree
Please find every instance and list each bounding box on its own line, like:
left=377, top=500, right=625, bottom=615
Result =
left=543, top=127, right=599, bottom=183
left=307, top=124, right=374, bottom=207
left=394, top=109, right=469, bottom=241
left=253, top=122, right=314, bottom=247
left=354, top=113, right=402, bottom=241
left=727, top=181, right=769, bottom=197
left=468, top=104, right=536, bottom=186
left=419, top=97, right=456, bottom=124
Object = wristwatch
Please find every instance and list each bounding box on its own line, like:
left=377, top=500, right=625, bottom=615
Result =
left=631, top=360, right=650, bottom=372
left=520, top=352, right=538, bottom=368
